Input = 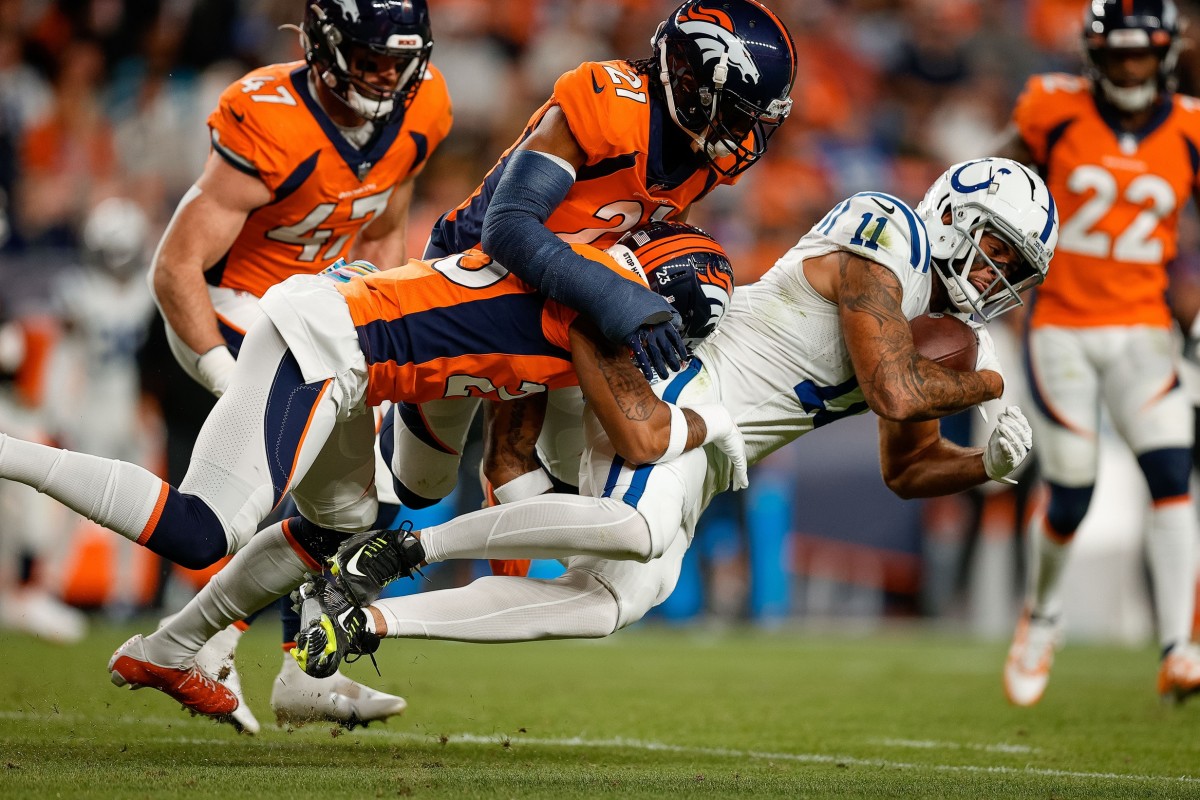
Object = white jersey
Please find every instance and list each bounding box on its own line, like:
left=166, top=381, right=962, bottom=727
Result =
left=577, top=194, right=933, bottom=628
left=694, top=191, right=932, bottom=467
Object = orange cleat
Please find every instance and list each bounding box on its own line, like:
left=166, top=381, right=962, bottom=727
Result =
left=1158, top=644, right=1200, bottom=705
left=108, top=634, right=240, bottom=721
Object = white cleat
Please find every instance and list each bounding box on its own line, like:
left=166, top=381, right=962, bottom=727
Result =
left=271, top=655, right=406, bottom=729
left=1158, top=642, right=1200, bottom=705
left=1003, top=609, right=1061, bottom=707
left=193, top=625, right=261, bottom=734
left=0, top=589, right=87, bottom=644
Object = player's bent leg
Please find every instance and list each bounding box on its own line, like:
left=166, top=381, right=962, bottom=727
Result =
left=356, top=570, right=620, bottom=648
left=331, top=496, right=653, bottom=604
left=382, top=398, right=478, bottom=508
left=119, top=516, right=344, bottom=729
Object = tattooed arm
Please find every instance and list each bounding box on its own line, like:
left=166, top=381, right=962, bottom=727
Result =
left=480, top=395, right=548, bottom=490
left=568, top=319, right=708, bottom=464
left=810, top=249, right=1003, bottom=421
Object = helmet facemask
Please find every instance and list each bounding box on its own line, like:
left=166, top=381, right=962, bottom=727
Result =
left=300, top=2, right=432, bottom=124
left=1083, top=0, right=1182, bottom=113
left=935, top=203, right=1050, bottom=321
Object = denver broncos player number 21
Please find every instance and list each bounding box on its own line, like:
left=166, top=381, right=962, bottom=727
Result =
left=145, top=0, right=451, bottom=731
left=1000, top=0, right=1200, bottom=707
left=383, top=0, right=796, bottom=580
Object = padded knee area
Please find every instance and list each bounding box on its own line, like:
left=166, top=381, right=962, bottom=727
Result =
left=381, top=403, right=456, bottom=509
left=151, top=489, right=228, bottom=570
left=1137, top=447, right=1192, bottom=501
left=1045, top=483, right=1094, bottom=537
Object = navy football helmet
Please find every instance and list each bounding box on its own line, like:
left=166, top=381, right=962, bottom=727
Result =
left=609, top=221, right=735, bottom=349
left=652, top=0, right=797, bottom=177
left=301, top=0, right=433, bottom=123
left=1083, top=0, right=1182, bottom=112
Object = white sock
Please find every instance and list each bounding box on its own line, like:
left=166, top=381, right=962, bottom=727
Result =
left=0, top=433, right=164, bottom=542
left=372, top=570, right=619, bottom=642
left=1146, top=499, right=1197, bottom=651
left=419, top=495, right=651, bottom=564
left=1026, top=512, right=1072, bottom=620
left=144, top=520, right=313, bottom=667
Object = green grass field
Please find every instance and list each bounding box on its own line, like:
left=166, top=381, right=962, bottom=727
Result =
left=3, top=621, right=1199, bottom=799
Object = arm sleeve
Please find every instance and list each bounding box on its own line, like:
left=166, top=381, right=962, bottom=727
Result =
left=480, top=149, right=675, bottom=343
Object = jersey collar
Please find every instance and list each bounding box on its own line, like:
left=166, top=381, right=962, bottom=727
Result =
left=291, top=66, right=407, bottom=182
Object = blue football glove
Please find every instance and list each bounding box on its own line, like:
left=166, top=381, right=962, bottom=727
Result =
left=626, top=316, right=687, bottom=381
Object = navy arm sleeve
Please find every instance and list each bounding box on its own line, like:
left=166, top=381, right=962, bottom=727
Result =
left=480, top=149, right=675, bottom=343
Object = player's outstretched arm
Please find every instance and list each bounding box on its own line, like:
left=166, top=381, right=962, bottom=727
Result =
left=150, top=152, right=270, bottom=392
left=480, top=108, right=686, bottom=378
left=878, top=406, right=1033, bottom=498
left=830, top=251, right=1003, bottom=421
left=569, top=321, right=748, bottom=488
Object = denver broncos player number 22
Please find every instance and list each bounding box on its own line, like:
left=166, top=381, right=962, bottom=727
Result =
left=145, top=0, right=451, bottom=732
left=1000, top=0, right=1200, bottom=707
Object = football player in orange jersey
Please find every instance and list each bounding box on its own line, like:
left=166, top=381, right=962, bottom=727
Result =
left=384, top=0, right=797, bottom=579
left=999, top=0, right=1200, bottom=707
left=145, top=0, right=450, bottom=731
left=0, top=224, right=748, bottom=726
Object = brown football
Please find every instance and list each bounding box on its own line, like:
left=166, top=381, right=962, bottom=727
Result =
left=910, top=312, right=977, bottom=372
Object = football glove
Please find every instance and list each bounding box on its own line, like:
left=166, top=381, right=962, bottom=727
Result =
left=626, top=315, right=688, bottom=381
left=983, top=406, right=1032, bottom=485
left=691, top=403, right=749, bottom=492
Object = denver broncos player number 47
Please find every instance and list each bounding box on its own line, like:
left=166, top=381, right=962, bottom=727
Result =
left=1000, top=0, right=1200, bottom=707
left=145, top=0, right=450, bottom=732
left=383, top=0, right=796, bottom=572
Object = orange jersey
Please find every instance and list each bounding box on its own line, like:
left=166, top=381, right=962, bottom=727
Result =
left=428, top=60, right=741, bottom=255
left=206, top=61, right=452, bottom=297
left=335, top=246, right=644, bottom=406
left=1014, top=73, right=1200, bottom=328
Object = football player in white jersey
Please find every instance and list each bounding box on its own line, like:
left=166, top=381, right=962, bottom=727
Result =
left=175, top=157, right=1057, bottom=677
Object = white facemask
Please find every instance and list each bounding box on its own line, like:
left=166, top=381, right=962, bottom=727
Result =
left=345, top=85, right=394, bottom=121
left=1099, top=76, right=1157, bottom=112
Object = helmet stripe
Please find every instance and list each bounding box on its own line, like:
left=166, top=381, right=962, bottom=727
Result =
left=632, top=235, right=728, bottom=269
left=747, top=0, right=795, bottom=66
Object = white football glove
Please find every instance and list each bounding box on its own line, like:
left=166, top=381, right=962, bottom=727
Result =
left=196, top=344, right=237, bottom=398
left=983, top=406, right=1032, bottom=485
left=966, top=319, right=1002, bottom=376
left=690, top=404, right=749, bottom=492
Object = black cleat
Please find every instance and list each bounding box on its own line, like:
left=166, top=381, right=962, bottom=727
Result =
left=291, top=577, right=380, bottom=680
left=331, top=524, right=425, bottom=605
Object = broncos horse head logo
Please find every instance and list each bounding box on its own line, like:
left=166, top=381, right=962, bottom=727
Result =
left=332, top=0, right=360, bottom=24
left=676, top=11, right=760, bottom=86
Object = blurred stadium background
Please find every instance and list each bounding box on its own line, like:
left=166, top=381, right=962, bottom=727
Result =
left=0, top=0, right=1196, bottom=647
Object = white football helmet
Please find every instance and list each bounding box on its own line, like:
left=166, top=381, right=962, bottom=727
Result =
left=82, top=197, right=149, bottom=280
left=916, top=158, right=1058, bottom=321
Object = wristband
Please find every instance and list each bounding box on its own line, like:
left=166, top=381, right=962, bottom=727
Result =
left=1190, top=312, right=1200, bottom=340
left=492, top=468, right=554, bottom=504
left=654, top=404, right=688, bottom=463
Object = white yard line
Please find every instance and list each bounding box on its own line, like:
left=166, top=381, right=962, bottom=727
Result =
left=3, top=710, right=1196, bottom=785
